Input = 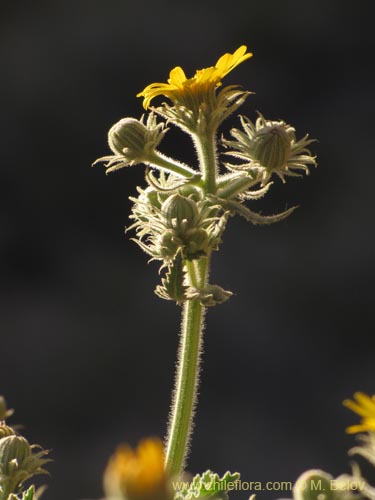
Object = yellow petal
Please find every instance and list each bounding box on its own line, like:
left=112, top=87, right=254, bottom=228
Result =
left=354, top=392, right=375, bottom=413
left=343, top=394, right=375, bottom=417
left=215, top=45, right=253, bottom=79
left=346, top=423, right=370, bottom=434
left=343, top=399, right=369, bottom=417
left=168, top=66, right=187, bottom=87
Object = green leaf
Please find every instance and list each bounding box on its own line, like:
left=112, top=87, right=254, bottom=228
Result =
left=174, top=470, right=241, bottom=500
left=155, top=251, right=188, bottom=304
left=22, top=486, right=35, bottom=500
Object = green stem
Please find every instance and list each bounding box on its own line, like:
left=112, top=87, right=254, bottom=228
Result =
left=194, top=132, right=218, bottom=194
left=148, top=151, right=199, bottom=180
left=217, top=174, right=260, bottom=199
left=165, top=256, right=209, bottom=477
left=165, top=127, right=218, bottom=476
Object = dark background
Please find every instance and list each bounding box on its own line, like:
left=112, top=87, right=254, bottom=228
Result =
left=1, top=1, right=374, bottom=499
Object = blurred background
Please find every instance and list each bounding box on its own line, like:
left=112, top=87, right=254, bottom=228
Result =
left=1, top=0, right=374, bottom=499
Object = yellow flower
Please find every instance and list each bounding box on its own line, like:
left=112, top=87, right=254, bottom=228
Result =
left=104, top=437, right=172, bottom=500
left=137, top=46, right=253, bottom=110
left=343, top=392, right=375, bottom=434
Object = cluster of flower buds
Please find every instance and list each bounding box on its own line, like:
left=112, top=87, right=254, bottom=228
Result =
left=129, top=189, right=228, bottom=262
left=128, top=183, right=231, bottom=304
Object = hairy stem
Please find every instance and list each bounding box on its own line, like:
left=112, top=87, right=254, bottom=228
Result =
left=149, top=151, right=199, bottom=180
left=217, top=174, right=261, bottom=198
left=194, top=132, right=218, bottom=194
left=165, top=256, right=209, bottom=476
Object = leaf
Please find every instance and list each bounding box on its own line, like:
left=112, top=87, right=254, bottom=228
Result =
left=23, top=486, right=36, bottom=500
left=174, top=470, right=241, bottom=500
left=210, top=196, right=298, bottom=225
left=155, top=251, right=188, bottom=304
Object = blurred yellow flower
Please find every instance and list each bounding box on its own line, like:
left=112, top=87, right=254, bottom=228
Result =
left=137, top=46, right=252, bottom=110
left=343, top=392, right=375, bottom=434
left=104, top=437, right=171, bottom=500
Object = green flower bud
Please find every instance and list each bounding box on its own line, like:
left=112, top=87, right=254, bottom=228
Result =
left=294, top=470, right=334, bottom=500
left=108, top=118, right=151, bottom=157
left=177, top=184, right=201, bottom=202
left=252, top=123, right=291, bottom=171
left=161, top=194, right=198, bottom=231
left=185, top=228, right=210, bottom=257
left=108, top=113, right=167, bottom=162
left=158, top=230, right=181, bottom=259
left=0, top=436, right=31, bottom=474
left=0, top=435, right=50, bottom=495
left=223, top=113, right=316, bottom=184
left=94, top=113, right=169, bottom=173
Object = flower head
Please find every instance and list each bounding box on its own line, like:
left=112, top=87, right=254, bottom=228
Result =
left=137, top=46, right=253, bottom=133
left=137, top=46, right=252, bottom=110
left=103, top=438, right=172, bottom=500
left=223, top=114, right=316, bottom=185
left=343, top=392, right=375, bottom=434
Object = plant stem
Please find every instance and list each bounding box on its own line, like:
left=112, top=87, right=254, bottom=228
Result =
left=149, top=151, right=199, bottom=180
left=165, top=127, right=218, bottom=476
left=194, top=132, right=218, bottom=194
left=165, top=256, right=209, bottom=477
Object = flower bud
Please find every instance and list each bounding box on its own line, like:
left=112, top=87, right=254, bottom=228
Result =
left=252, top=123, right=291, bottom=171
left=177, top=184, right=201, bottom=202
left=108, top=118, right=150, bottom=157
left=158, top=230, right=181, bottom=259
left=161, top=194, right=198, bottom=231
left=0, top=435, right=50, bottom=495
left=223, top=113, right=316, bottom=184
left=106, top=113, right=167, bottom=167
left=293, top=470, right=334, bottom=500
left=0, top=436, right=30, bottom=473
left=185, top=228, right=210, bottom=257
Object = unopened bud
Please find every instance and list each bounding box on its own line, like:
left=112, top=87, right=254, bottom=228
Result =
left=252, top=123, right=291, bottom=171
left=161, top=194, right=198, bottom=230
left=0, top=435, right=50, bottom=494
left=108, top=118, right=150, bottom=157
left=293, top=470, right=334, bottom=500
left=107, top=113, right=167, bottom=165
